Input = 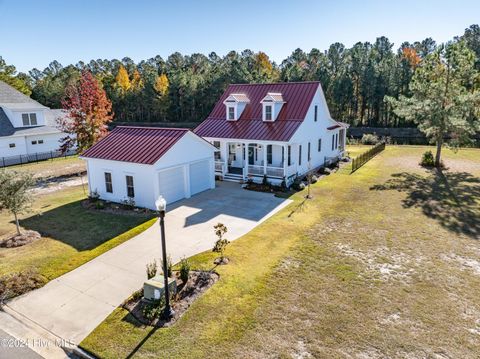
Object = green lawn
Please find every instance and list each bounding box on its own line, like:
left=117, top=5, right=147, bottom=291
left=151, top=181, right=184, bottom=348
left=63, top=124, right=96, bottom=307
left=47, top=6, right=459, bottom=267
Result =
left=81, top=145, right=480, bottom=359
left=0, top=185, right=156, bottom=281
left=6, top=155, right=86, bottom=179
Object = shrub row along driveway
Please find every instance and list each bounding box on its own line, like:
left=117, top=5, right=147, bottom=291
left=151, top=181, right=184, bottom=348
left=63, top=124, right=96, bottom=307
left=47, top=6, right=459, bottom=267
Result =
left=4, top=181, right=290, bottom=347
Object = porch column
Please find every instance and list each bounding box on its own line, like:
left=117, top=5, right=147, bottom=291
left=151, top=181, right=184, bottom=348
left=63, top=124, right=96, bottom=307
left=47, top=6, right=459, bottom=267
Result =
left=283, top=144, right=288, bottom=177
left=222, top=142, right=229, bottom=174
left=243, top=142, right=248, bottom=178
left=263, top=144, right=267, bottom=175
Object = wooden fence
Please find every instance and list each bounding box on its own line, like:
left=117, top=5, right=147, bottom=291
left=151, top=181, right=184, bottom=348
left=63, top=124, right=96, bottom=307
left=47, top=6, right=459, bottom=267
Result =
left=351, top=142, right=386, bottom=173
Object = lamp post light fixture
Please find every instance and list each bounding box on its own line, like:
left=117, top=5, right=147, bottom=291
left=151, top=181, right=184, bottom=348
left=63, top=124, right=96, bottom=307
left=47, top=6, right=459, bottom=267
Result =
left=155, top=195, right=174, bottom=319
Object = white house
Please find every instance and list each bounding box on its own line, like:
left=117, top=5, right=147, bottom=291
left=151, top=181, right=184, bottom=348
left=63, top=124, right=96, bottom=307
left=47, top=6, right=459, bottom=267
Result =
left=0, top=81, right=69, bottom=160
left=194, top=81, right=348, bottom=185
left=81, top=126, right=217, bottom=209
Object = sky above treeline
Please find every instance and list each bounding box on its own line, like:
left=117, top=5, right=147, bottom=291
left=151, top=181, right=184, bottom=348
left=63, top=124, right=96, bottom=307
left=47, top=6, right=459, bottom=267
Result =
left=1, top=0, right=479, bottom=73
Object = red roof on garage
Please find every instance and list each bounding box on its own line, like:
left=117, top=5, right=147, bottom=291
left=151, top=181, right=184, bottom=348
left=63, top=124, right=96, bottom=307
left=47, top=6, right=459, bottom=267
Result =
left=81, top=126, right=191, bottom=165
left=194, top=82, right=320, bottom=141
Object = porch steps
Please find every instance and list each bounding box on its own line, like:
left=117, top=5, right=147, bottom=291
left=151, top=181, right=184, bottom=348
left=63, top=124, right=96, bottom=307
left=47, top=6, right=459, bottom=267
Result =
left=223, top=173, right=243, bottom=183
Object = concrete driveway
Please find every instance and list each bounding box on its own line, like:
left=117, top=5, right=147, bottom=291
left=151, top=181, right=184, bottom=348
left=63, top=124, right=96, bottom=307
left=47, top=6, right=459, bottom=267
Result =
left=3, top=181, right=291, bottom=353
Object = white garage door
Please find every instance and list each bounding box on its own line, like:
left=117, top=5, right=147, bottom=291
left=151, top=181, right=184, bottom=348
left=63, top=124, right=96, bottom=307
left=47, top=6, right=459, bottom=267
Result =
left=158, top=166, right=186, bottom=204
left=189, top=160, right=211, bottom=196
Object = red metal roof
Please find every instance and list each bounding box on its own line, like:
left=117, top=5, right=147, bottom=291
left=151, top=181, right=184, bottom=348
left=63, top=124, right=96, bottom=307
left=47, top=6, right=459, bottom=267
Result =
left=81, top=126, right=190, bottom=165
left=194, top=82, right=320, bottom=141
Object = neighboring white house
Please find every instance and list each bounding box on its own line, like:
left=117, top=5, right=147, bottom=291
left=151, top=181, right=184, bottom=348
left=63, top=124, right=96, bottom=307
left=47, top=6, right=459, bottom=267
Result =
left=194, top=81, right=348, bottom=185
left=81, top=126, right=217, bottom=209
left=0, top=81, right=69, bottom=160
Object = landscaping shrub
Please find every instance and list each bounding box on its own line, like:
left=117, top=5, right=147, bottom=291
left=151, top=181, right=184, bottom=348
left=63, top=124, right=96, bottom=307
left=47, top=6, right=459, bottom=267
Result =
left=420, top=150, right=435, bottom=167
left=142, top=297, right=165, bottom=321
left=95, top=201, right=105, bottom=210
left=179, top=257, right=191, bottom=283
left=262, top=175, right=270, bottom=186
left=161, top=255, right=173, bottom=278
left=88, top=190, right=100, bottom=202
left=121, top=197, right=136, bottom=210
left=361, top=133, right=379, bottom=145
left=146, top=260, right=158, bottom=279
left=311, top=175, right=318, bottom=184
left=0, top=269, right=47, bottom=302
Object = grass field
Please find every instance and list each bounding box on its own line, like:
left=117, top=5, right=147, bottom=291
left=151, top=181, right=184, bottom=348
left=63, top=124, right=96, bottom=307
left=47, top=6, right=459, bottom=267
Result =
left=81, top=145, right=480, bottom=359
left=6, top=155, right=86, bottom=179
left=0, top=185, right=155, bottom=281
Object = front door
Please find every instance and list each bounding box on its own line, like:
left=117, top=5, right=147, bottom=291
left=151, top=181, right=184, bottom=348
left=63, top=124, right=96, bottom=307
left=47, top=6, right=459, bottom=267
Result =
left=248, top=144, right=255, bottom=165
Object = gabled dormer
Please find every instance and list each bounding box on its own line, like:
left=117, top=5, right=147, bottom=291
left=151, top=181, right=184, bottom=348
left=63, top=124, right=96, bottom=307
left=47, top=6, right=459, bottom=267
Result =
left=261, top=93, right=285, bottom=122
left=223, top=93, right=249, bottom=121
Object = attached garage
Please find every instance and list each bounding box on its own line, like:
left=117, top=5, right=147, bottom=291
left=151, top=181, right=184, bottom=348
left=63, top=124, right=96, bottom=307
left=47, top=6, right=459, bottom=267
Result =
left=81, top=126, right=216, bottom=209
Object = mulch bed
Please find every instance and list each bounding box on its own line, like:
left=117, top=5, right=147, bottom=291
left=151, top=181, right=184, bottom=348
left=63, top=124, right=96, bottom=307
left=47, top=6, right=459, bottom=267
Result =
left=81, top=199, right=155, bottom=217
left=0, top=230, right=41, bottom=248
left=123, top=270, right=219, bottom=327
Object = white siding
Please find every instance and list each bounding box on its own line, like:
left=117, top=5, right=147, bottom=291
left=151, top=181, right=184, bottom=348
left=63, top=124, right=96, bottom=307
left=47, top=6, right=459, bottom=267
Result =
left=189, top=160, right=211, bottom=195
left=158, top=166, right=186, bottom=204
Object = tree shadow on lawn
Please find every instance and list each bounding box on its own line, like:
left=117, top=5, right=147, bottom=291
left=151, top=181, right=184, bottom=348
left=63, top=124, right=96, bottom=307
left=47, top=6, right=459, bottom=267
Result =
left=19, top=200, right=154, bottom=251
left=370, top=169, right=480, bottom=240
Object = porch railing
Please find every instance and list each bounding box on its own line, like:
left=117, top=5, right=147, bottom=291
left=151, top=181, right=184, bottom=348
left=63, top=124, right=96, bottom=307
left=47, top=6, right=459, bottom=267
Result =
left=247, top=165, right=285, bottom=178
left=215, top=161, right=225, bottom=174
left=266, top=166, right=284, bottom=178
left=248, top=165, right=264, bottom=176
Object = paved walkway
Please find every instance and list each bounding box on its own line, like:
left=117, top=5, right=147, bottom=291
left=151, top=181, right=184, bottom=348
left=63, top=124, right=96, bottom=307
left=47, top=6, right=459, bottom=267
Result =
left=2, top=182, right=291, bottom=357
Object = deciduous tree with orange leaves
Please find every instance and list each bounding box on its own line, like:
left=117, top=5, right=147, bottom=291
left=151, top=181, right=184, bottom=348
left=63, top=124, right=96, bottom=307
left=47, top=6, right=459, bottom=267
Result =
left=58, top=70, right=113, bottom=153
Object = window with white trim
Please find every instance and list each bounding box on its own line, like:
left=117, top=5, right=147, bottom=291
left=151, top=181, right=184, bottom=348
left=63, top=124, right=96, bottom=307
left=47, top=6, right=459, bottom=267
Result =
left=308, top=142, right=311, bottom=161
left=299, top=145, right=302, bottom=166
left=126, top=175, right=134, bottom=198
left=105, top=172, right=113, bottom=193
left=38, top=139, right=44, bottom=144
left=22, top=113, right=38, bottom=126
left=318, top=138, right=322, bottom=152
left=264, top=105, right=272, bottom=121
left=228, top=106, right=235, bottom=120
left=267, top=145, right=272, bottom=165
left=332, top=134, right=335, bottom=151
left=314, top=105, right=318, bottom=122
left=287, top=146, right=291, bottom=166
left=31, top=140, right=37, bottom=145
left=9, top=143, right=15, bottom=148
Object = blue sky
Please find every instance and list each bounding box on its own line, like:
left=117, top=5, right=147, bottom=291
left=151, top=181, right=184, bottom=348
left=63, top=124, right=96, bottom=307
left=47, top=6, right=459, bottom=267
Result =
left=1, top=0, right=479, bottom=73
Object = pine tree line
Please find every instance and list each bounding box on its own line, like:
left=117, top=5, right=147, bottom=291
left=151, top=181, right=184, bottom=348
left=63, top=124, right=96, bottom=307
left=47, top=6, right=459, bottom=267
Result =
left=1, top=24, right=479, bottom=127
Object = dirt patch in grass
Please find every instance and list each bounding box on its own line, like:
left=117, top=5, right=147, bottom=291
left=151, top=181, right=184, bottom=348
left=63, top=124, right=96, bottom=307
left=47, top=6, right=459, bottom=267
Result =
left=0, top=230, right=41, bottom=248
left=123, top=271, right=219, bottom=327
left=0, top=268, right=46, bottom=302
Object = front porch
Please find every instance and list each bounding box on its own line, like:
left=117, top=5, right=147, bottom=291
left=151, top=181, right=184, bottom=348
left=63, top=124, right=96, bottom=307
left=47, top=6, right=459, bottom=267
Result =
left=213, top=141, right=297, bottom=183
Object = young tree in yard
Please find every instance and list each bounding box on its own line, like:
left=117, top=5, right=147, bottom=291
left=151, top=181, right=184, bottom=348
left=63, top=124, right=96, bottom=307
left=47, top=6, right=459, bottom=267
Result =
left=387, top=41, right=480, bottom=166
left=212, top=223, right=230, bottom=264
left=58, top=70, right=113, bottom=153
left=0, top=170, right=34, bottom=235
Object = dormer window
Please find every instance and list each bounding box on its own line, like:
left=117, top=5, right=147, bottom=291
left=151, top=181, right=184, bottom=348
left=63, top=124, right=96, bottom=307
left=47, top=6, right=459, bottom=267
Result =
left=261, top=92, right=285, bottom=122
left=228, top=106, right=235, bottom=120
left=223, top=93, right=249, bottom=121
left=22, top=113, right=37, bottom=126
left=265, top=105, right=273, bottom=121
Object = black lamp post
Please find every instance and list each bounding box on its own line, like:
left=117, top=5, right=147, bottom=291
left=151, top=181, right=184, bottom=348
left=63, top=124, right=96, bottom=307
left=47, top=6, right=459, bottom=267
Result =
left=155, top=195, right=174, bottom=319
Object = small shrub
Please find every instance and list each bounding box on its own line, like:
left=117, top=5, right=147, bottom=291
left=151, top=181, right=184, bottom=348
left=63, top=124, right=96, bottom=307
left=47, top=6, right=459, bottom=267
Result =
left=297, top=182, right=306, bottom=190
left=142, top=297, right=165, bottom=321
left=311, top=175, right=318, bottom=184
left=361, top=133, right=379, bottom=145
left=420, top=150, right=435, bottom=167
left=280, top=177, right=288, bottom=191
left=179, top=257, right=190, bottom=283
left=95, top=201, right=105, bottom=210
left=161, top=255, right=173, bottom=278
left=146, top=260, right=158, bottom=279
left=121, top=196, right=136, bottom=210
left=213, top=223, right=230, bottom=262
left=88, top=190, right=100, bottom=202
left=262, top=175, right=269, bottom=187
left=0, top=269, right=47, bottom=302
